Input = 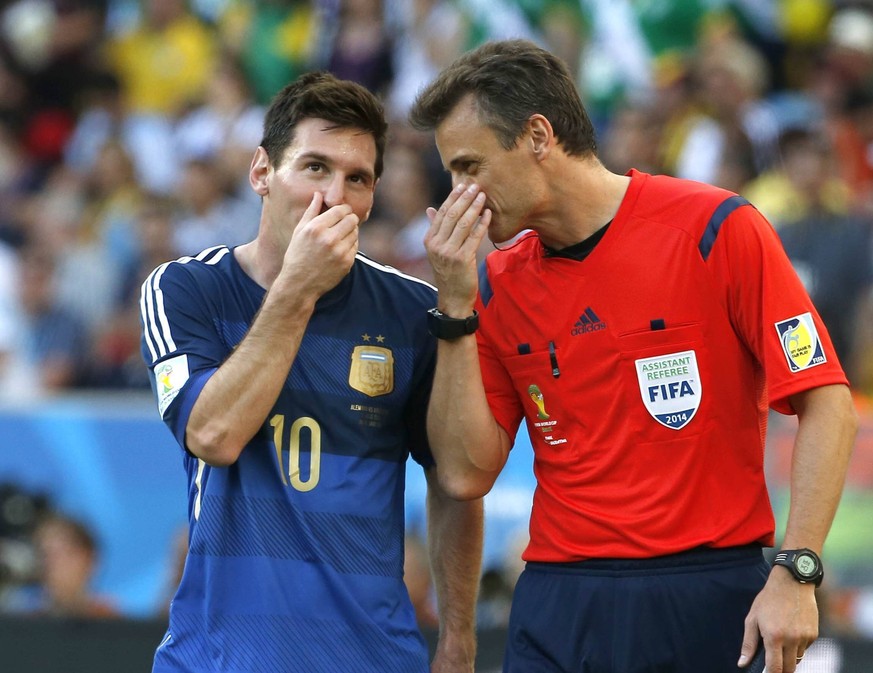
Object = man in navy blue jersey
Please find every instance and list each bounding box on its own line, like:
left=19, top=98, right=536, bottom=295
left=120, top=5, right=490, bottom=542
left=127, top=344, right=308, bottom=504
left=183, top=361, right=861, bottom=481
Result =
left=139, top=72, right=483, bottom=673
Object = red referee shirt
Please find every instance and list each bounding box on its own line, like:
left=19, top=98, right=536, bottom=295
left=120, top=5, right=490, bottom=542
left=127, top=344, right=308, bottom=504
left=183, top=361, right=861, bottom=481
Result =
left=476, top=170, right=848, bottom=562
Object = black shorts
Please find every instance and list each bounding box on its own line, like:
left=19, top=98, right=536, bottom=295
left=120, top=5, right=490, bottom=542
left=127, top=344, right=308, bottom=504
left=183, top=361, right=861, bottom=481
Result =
left=504, top=545, right=770, bottom=673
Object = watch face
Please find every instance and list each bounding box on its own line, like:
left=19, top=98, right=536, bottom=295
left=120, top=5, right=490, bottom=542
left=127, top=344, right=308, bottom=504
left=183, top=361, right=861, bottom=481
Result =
left=796, top=552, right=819, bottom=578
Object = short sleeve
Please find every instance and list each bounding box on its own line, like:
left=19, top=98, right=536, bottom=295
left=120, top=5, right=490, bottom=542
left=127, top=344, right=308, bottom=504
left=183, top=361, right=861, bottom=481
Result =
left=139, top=260, right=224, bottom=447
left=705, top=204, right=849, bottom=414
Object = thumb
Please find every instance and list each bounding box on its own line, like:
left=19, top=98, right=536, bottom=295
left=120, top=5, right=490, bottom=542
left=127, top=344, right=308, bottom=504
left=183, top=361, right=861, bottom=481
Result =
left=302, top=192, right=324, bottom=224
left=737, top=623, right=760, bottom=668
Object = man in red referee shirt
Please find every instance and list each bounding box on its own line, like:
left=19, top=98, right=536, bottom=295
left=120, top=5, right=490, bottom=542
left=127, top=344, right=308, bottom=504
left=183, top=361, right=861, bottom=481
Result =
left=410, top=40, right=857, bottom=673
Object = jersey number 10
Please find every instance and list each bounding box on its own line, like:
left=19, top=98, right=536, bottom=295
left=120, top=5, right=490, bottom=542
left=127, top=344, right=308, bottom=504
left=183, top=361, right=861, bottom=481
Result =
left=269, top=414, right=322, bottom=492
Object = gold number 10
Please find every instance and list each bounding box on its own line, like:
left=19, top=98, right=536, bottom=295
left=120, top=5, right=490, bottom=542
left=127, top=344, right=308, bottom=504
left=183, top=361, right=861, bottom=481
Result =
left=269, top=414, right=322, bottom=492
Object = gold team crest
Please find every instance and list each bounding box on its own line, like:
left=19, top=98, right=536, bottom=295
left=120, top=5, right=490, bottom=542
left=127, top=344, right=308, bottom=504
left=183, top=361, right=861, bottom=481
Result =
left=349, top=346, right=394, bottom=397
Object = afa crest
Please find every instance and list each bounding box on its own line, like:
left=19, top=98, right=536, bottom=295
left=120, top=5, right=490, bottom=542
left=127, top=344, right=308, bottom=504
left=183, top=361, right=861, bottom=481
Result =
left=775, top=312, right=826, bottom=373
left=349, top=346, right=394, bottom=397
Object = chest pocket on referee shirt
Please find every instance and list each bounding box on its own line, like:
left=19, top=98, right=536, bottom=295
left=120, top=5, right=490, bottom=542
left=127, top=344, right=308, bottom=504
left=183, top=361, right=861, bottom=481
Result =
left=618, top=322, right=708, bottom=438
left=501, top=347, right=570, bottom=449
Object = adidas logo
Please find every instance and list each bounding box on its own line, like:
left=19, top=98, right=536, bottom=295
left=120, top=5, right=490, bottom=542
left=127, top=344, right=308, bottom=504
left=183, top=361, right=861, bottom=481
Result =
left=571, top=307, right=606, bottom=335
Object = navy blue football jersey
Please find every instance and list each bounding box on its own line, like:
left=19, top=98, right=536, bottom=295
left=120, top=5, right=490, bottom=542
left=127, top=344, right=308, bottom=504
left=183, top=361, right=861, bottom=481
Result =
left=140, top=245, right=437, bottom=673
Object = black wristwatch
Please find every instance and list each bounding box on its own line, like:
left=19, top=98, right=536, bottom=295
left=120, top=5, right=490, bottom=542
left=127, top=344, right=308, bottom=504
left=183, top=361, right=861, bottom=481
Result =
left=772, top=548, right=824, bottom=587
left=427, top=308, right=479, bottom=340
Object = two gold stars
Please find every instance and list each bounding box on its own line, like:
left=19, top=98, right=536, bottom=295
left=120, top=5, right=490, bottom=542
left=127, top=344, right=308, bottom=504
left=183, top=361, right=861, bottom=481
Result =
left=361, top=334, right=385, bottom=343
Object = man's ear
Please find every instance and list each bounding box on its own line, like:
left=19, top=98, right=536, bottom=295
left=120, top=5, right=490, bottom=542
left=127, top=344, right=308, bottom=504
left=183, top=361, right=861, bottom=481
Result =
left=528, top=114, right=554, bottom=161
left=249, top=146, right=271, bottom=196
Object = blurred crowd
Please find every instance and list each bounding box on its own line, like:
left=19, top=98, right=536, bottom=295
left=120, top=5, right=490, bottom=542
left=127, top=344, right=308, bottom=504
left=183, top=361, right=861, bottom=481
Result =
left=1, top=0, right=873, bottom=639
left=0, top=0, right=872, bottom=398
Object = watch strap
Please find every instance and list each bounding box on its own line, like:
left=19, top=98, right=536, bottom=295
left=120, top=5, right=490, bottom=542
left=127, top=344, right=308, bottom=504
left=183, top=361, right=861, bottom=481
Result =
left=427, top=308, right=480, bottom=340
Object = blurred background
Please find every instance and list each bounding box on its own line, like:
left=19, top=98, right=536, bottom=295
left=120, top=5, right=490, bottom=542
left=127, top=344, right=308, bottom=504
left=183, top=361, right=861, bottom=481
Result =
left=0, top=0, right=872, bottom=670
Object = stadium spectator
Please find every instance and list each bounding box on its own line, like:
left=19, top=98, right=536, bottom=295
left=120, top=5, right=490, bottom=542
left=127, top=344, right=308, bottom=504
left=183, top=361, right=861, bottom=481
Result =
left=743, top=126, right=852, bottom=229
left=40, top=142, right=142, bottom=342
left=372, top=139, right=440, bottom=281
left=138, top=71, right=482, bottom=672
left=675, top=34, right=778, bottom=190
left=0, top=0, right=108, bottom=170
left=2, top=512, right=117, bottom=618
left=106, top=0, right=216, bottom=117
left=410, top=39, right=856, bottom=673
left=173, top=52, right=265, bottom=206
left=386, top=0, right=469, bottom=120
left=78, top=139, right=145, bottom=285
left=324, top=0, right=395, bottom=98
left=0, top=243, right=88, bottom=400
left=103, top=0, right=218, bottom=193
left=86, top=195, right=179, bottom=389
left=818, top=7, right=873, bottom=213
left=171, top=157, right=259, bottom=253
left=768, top=128, right=873, bottom=388
left=0, top=110, right=47, bottom=249
left=599, top=101, right=665, bottom=176
left=217, top=0, right=321, bottom=105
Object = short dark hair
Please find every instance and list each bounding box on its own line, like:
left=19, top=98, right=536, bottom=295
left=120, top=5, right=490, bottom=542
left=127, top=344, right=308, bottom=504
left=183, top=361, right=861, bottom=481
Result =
left=260, top=71, right=388, bottom=177
left=409, top=39, right=597, bottom=156
left=37, top=514, right=99, bottom=558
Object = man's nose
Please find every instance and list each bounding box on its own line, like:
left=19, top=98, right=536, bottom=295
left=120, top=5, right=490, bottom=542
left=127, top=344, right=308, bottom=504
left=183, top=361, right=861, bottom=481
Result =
left=322, top=176, right=345, bottom=209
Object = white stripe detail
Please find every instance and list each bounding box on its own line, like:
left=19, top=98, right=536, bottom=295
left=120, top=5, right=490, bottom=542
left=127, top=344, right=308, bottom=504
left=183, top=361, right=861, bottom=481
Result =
left=193, top=459, right=206, bottom=520
left=143, top=247, right=232, bottom=363
left=199, top=245, right=230, bottom=264
left=143, top=263, right=170, bottom=360
left=140, top=271, right=160, bottom=362
left=157, top=632, right=173, bottom=651
left=356, top=253, right=436, bottom=290
left=152, top=263, right=176, bottom=353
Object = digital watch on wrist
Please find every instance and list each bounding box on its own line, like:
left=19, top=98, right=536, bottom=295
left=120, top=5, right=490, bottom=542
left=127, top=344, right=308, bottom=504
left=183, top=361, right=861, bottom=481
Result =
left=427, top=308, right=479, bottom=340
left=772, top=548, right=824, bottom=587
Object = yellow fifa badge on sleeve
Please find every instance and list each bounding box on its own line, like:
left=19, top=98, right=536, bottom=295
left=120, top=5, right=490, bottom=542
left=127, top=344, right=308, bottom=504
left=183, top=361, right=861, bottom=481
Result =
left=775, top=312, right=827, bottom=372
left=349, top=346, right=394, bottom=397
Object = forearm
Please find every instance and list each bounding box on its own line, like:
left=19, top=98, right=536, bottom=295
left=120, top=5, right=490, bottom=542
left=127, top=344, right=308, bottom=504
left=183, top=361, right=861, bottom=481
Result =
left=782, top=384, right=857, bottom=552
left=426, top=471, right=483, bottom=669
left=738, top=385, right=856, bottom=668
left=427, top=336, right=509, bottom=499
left=186, top=284, right=316, bottom=465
